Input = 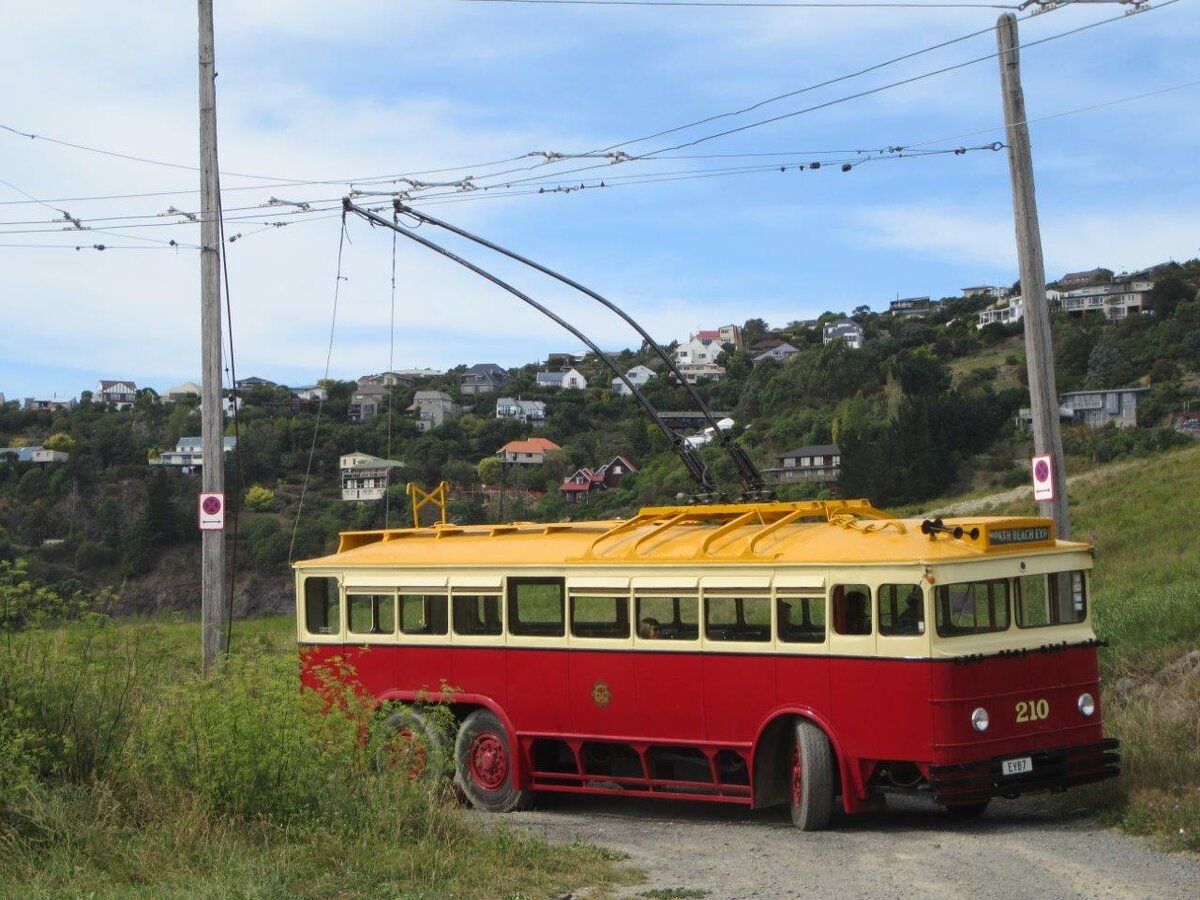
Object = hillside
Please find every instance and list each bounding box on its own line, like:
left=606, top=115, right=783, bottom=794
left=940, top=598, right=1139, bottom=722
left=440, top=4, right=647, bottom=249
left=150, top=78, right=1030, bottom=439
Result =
left=1, top=266, right=1199, bottom=610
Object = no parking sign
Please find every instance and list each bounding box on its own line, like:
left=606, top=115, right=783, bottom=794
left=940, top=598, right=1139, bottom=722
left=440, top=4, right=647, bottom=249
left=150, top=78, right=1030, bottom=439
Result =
left=1031, top=454, right=1054, bottom=502
left=198, top=492, right=225, bottom=531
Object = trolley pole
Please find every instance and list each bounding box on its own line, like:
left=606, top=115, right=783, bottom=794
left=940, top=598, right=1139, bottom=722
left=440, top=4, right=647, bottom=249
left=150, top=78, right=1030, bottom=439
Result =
left=198, top=0, right=228, bottom=671
left=997, top=13, right=1070, bottom=540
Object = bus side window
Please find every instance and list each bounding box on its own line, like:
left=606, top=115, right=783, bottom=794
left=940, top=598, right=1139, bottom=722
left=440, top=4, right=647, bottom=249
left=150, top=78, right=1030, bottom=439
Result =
left=508, top=578, right=565, bottom=638
left=635, top=595, right=698, bottom=641
left=832, top=584, right=872, bottom=636
left=304, top=577, right=340, bottom=636
left=400, top=593, right=448, bottom=636
left=348, top=593, right=395, bottom=635
left=705, top=595, right=770, bottom=642
left=777, top=595, right=825, bottom=643
left=878, top=584, right=924, bottom=636
left=571, top=595, right=630, bottom=639
left=453, top=594, right=502, bottom=636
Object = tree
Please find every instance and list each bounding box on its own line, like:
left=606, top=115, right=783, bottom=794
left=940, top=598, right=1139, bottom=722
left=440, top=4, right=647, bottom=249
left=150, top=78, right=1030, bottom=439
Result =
left=477, top=456, right=502, bottom=485
left=43, top=432, right=76, bottom=452
left=1148, top=274, right=1194, bottom=320
left=245, top=484, right=276, bottom=512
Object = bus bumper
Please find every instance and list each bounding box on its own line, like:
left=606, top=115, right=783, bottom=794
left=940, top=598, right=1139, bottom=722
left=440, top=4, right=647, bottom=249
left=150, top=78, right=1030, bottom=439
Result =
left=927, top=738, right=1120, bottom=805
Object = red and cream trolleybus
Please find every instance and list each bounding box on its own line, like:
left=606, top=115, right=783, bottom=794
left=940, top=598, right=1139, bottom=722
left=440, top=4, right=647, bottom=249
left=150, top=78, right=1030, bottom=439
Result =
left=294, top=499, right=1119, bottom=829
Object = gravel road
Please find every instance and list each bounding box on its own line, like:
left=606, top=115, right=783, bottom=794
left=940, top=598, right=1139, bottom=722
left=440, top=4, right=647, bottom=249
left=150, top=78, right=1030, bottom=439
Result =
left=483, top=793, right=1200, bottom=899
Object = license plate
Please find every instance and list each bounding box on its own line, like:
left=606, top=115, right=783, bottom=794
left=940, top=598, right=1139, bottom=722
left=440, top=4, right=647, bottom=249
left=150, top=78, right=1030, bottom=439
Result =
left=1001, top=756, right=1033, bottom=776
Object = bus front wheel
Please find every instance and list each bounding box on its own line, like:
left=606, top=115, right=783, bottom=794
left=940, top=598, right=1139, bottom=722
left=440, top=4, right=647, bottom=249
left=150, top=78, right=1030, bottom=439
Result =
left=790, top=719, right=833, bottom=831
left=455, top=709, right=531, bottom=813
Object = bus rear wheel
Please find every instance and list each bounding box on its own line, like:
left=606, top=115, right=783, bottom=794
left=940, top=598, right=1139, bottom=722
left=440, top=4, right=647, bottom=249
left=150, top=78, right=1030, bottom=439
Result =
left=376, top=706, right=449, bottom=783
left=455, top=709, right=531, bottom=813
left=790, top=719, right=833, bottom=831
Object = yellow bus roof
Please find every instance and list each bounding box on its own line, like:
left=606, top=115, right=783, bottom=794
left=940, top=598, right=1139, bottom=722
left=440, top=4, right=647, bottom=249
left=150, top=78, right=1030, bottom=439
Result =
left=293, top=499, right=1088, bottom=569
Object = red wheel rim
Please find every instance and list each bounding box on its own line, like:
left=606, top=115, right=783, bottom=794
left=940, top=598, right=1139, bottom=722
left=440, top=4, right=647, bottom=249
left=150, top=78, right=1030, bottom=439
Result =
left=468, top=731, right=509, bottom=792
left=791, top=742, right=803, bottom=808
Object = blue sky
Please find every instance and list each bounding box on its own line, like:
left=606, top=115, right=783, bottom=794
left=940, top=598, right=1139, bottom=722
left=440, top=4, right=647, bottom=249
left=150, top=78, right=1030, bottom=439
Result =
left=1, top=0, right=1197, bottom=401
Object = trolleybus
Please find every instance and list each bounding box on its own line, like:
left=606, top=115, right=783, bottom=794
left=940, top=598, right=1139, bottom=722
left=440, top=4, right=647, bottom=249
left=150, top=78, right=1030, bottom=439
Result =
left=294, top=498, right=1119, bottom=829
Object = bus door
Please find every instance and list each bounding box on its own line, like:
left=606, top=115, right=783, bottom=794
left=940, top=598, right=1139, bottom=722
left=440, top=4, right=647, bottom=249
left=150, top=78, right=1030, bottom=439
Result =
left=700, top=577, right=775, bottom=744
left=395, top=577, right=451, bottom=698
left=828, top=581, right=884, bottom=762
left=632, top=579, right=705, bottom=741
left=504, top=576, right=571, bottom=735
left=868, top=581, right=934, bottom=761
left=448, top=576, right=508, bottom=711
left=566, top=579, right=635, bottom=737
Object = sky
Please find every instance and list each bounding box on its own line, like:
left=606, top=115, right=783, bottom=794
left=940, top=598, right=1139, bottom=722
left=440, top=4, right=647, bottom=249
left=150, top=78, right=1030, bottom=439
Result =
left=1, top=0, right=1197, bottom=401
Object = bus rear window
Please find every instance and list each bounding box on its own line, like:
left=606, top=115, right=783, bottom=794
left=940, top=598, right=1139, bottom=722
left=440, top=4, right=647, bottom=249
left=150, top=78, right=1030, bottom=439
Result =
left=508, top=578, right=565, bottom=638
left=304, top=577, right=340, bottom=635
left=453, top=594, right=502, bottom=636
left=571, top=595, right=630, bottom=639
left=1017, top=571, right=1087, bottom=628
left=935, top=579, right=1010, bottom=637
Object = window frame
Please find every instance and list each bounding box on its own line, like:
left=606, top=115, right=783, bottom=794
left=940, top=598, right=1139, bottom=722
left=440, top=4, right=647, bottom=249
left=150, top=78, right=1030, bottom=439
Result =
left=507, top=576, right=566, bottom=640
left=398, top=591, right=450, bottom=641
left=1015, top=570, right=1088, bottom=629
left=346, top=589, right=397, bottom=642
left=302, top=575, right=342, bottom=640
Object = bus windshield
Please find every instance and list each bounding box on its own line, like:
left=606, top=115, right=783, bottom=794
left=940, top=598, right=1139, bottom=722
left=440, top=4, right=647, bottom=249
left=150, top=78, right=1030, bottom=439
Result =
left=935, top=578, right=1010, bottom=637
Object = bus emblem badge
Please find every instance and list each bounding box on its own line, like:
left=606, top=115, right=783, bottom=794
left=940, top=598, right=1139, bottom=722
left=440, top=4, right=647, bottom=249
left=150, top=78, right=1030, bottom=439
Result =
left=592, top=680, right=611, bottom=708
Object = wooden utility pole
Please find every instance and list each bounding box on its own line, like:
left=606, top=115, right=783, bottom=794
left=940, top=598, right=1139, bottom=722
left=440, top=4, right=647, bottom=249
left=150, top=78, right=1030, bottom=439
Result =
left=997, top=13, right=1071, bottom=540
left=198, top=0, right=228, bottom=671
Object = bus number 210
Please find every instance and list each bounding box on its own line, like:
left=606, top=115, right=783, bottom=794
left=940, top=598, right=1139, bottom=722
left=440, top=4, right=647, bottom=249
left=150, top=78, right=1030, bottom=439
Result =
left=1015, top=698, right=1050, bottom=723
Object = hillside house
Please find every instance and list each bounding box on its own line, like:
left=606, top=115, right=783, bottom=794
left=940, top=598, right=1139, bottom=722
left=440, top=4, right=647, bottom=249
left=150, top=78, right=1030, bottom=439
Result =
left=559, top=455, right=637, bottom=503
left=1059, top=388, right=1150, bottom=429
left=497, top=437, right=561, bottom=465
left=611, top=364, right=656, bottom=396
left=888, top=297, right=933, bottom=319
left=23, top=396, right=76, bottom=412
left=234, top=376, right=278, bottom=391
left=460, top=363, right=509, bottom=396
left=752, top=341, right=799, bottom=364
left=1057, top=278, right=1152, bottom=320
left=674, top=338, right=725, bottom=383
left=763, top=443, right=841, bottom=486
left=408, top=390, right=460, bottom=432
left=1057, top=268, right=1108, bottom=288
left=822, top=320, right=864, bottom=349
left=97, top=380, right=137, bottom=409
left=977, top=296, right=1024, bottom=329
left=496, top=397, right=546, bottom=427
left=0, top=445, right=69, bottom=465
left=359, top=371, right=416, bottom=388
left=348, top=383, right=389, bottom=424
left=149, top=435, right=237, bottom=470
left=291, top=384, right=328, bottom=402
left=535, top=367, right=587, bottom=390
left=961, top=285, right=1005, bottom=299
left=340, top=452, right=405, bottom=502
left=163, top=381, right=202, bottom=402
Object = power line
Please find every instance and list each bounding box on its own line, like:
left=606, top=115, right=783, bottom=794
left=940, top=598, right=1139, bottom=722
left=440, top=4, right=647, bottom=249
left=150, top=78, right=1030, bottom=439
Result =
left=453, top=0, right=1024, bottom=8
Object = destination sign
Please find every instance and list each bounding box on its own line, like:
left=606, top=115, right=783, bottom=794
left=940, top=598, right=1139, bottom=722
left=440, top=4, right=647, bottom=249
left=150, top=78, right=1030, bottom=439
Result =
left=989, top=526, right=1051, bottom=546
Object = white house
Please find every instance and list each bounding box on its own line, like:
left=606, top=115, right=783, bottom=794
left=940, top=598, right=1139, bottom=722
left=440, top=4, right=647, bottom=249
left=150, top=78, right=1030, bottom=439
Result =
left=977, top=297, right=1024, bottom=329
left=822, top=320, right=864, bottom=350
left=611, top=364, right=656, bottom=396
left=535, top=367, right=588, bottom=390
left=163, top=381, right=202, bottom=402
left=496, top=397, right=546, bottom=426
left=150, top=436, right=238, bottom=470
left=97, top=380, right=138, bottom=409
left=674, top=338, right=725, bottom=383
left=752, top=342, right=799, bottom=364
left=1057, top=280, right=1152, bottom=320
left=340, top=452, right=405, bottom=502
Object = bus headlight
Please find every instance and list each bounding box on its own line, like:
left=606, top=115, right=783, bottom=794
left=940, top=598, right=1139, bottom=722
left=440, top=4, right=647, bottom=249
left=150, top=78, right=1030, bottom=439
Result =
left=1077, top=693, right=1095, bottom=717
left=971, top=707, right=990, bottom=732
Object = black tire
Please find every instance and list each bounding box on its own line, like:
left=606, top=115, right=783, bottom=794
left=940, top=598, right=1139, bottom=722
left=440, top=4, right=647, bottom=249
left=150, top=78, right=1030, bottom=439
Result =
left=454, top=709, right=531, bottom=813
left=375, top=705, right=450, bottom=783
left=790, top=719, right=834, bottom=830
left=946, top=800, right=990, bottom=819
